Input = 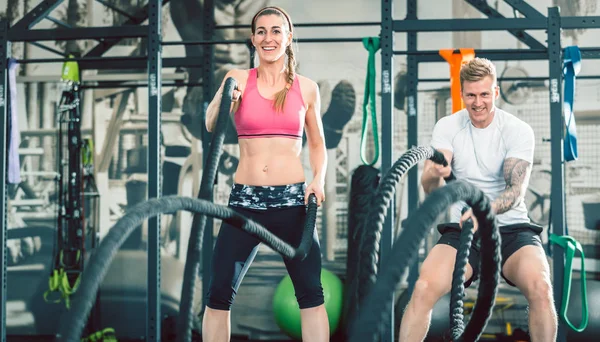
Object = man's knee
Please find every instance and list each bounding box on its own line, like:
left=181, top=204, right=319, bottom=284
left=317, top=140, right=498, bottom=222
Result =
left=410, top=278, right=449, bottom=307
left=523, top=277, right=554, bottom=306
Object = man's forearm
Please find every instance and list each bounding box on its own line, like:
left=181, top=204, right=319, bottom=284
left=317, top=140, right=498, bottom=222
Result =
left=493, top=157, right=532, bottom=215
left=491, top=186, right=521, bottom=215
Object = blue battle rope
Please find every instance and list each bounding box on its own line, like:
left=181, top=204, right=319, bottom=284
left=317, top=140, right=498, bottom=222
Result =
left=562, top=46, right=581, bottom=162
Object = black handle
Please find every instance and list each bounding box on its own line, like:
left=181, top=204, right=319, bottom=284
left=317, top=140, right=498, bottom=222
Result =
left=430, top=148, right=456, bottom=182
left=295, top=193, right=318, bottom=260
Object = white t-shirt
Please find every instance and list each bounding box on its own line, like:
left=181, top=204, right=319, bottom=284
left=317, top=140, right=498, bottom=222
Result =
left=430, top=108, right=535, bottom=226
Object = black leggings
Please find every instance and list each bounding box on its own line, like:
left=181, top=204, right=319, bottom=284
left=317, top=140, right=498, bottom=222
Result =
left=206, top=183, right=324, bottom=310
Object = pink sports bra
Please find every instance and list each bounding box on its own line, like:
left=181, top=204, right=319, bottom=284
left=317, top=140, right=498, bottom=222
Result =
left=235, top=68, right=306, bottom=139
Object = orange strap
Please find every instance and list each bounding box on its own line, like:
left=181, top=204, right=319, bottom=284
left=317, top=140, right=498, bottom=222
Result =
left=439, top=48, right=476, bottom=113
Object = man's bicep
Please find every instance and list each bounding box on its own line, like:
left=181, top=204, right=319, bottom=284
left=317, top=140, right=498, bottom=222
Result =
left=505, top=124, right=535, bottom=163
left=431, top=124, right=454, bottom=152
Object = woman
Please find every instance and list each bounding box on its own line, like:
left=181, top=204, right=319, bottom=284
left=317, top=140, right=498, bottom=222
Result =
left=203, top=6, right=329, bottom=342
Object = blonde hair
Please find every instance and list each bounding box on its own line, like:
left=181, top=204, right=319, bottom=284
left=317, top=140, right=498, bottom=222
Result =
left=251, top=6, right=296, bottom=112
left=460, top=57, right=497, bottom=88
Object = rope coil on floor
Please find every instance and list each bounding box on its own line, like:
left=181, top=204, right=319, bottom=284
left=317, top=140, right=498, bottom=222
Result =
left=348, top=180, right=501, bottom=342
left=345, top=145, right=448, bottom=333
left=57, top=195, right=317, bottom=341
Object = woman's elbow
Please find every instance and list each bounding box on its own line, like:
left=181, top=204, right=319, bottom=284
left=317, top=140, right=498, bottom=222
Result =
left=308, top=135, right=326, bottom=150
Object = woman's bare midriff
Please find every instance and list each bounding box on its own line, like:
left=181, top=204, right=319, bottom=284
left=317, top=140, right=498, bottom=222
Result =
left=234, top=137, right=306, bottom=186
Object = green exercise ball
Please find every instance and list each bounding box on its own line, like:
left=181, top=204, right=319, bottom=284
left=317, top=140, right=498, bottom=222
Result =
left=273, top=268, right=343, bottom=340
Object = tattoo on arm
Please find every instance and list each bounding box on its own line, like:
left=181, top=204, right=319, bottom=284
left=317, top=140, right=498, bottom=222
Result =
left=492, top=158, right=532, bottom=215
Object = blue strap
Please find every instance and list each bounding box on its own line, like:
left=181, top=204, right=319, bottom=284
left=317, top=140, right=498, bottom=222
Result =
left=562, top=46, right=581, bottom=162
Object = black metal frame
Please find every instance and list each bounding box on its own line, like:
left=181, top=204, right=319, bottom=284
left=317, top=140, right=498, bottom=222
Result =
left=387, top=2, right=600, bottom=341
left=0, top=18, right=8, bottom=342
left=0, top=0, right=167, bottom=341
left=147, top=0, right=162, bottom=340
left=2, top=0, right=597, bottom=341
left=0, top=0, right=389, bottom=340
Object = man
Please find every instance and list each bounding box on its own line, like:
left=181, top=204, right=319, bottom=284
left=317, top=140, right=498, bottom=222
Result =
left=398, top=58, right=557, bottom=342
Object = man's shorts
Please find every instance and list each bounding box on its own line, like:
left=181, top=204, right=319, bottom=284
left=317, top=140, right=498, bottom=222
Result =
left=436, top=222, right=544, bottom=287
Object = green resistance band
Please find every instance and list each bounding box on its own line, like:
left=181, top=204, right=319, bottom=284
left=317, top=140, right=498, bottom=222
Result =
left=549, top=233, right=588, bottom=332
left=360, top=37, right=381, bottom=166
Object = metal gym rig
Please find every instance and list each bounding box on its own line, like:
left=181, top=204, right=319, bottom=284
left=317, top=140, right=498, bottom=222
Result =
left=1, top=0, right=600, bottom=341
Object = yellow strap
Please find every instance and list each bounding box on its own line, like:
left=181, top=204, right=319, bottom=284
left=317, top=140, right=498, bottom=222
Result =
left=43, top=270, right=63, bottom=304
left=43, top=264, right=82, bottom=309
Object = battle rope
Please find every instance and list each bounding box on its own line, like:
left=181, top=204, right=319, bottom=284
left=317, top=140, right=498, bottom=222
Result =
left=349, top=181, right=500, bottom=342
left=342, top=165, right=380, bottom=333
left=57, top=195, right=317, bottom=342
left=176, top=77, right=236, bottom=342
left=437, top=173, right=502, bottom=341
left=345, top=145, right=448, bottom=334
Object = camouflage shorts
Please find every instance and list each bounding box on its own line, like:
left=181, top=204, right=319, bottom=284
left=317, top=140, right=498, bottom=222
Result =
left=228, top=182, right=306, bottom=210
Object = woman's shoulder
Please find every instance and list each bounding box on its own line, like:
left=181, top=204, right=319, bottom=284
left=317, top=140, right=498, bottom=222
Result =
left=295, top=73, right=318, bottom=101
left=225, top=68, right=250, bottom=81
left=295, top=73, right=317, bottom=88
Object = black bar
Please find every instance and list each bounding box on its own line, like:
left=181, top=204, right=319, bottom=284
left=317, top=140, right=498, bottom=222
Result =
left=215, top=21, right=381, bottom=29
left=381, top=0, right=394, bottom=341
left=503, top=0, right=545, bottom=18
left=201, top=0, right=215, bottom=310
left=80, top=82, right=203, bottom=89
left=418, top=75, right=600, bottom=82
left=147, top=0, right=161, bottom=340
left=27, top=41, right=67, bottom=56
left=416, top=51, right=547, bottom=62
left=465, top=0, right=545, bottom=49
left=547, top=7, right=567, bottom=342
left=393, top=17, right=546, bottom=32
left=95, top=0, right=136, bottom=20
left=82, top=56, right=209, bottom=70
left=409, top=49, right=600, bottom=62
left=10, top=0, right=64, bottom=31
left=162, top=37, right=365, bottom=46
left=562, top=16, right=600, bottom=29
left=163, top=57, right=208, bottom=68
left=406, top=0, right=420, bottom=300
left=85, top=0, right=171, bottom=58
left=8, top=25, right=148, bottom=42
left=395, top=48, right=547, bottom=56
left=579, top=47, right=600, bottom=59
left=393, top=16, right=600, bottom=33
left=16, top=56, right=147, bottom=64
left=0, top=19, right=8, bottom=342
